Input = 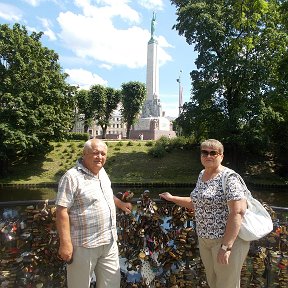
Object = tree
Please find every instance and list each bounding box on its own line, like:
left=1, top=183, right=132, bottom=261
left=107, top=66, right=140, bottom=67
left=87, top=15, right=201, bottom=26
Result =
left=0, top=23, right=75, bottom=175
left=171, top=0, right=288, bottom=169
left=90, top=85, right=121, bottom=139
left=121, top=81, right=146, bottom=139
left=75, top=89, right=94, bottom=133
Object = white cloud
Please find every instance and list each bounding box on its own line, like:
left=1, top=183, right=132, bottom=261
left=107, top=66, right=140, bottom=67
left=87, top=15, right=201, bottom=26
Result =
left=65, top=68, right=108, bottom=89
left=74, top=0, right=141, bottom=23
left=100, top=63, right=113, bottom=70
left=57, top=0, right=172, bottom=69
left=23, top=0, right=42, bottom=7
left=138, top=0, right=164, bottom=10
left=26, top=26, right=38, bottom=33
left=0, top=3, right=22, bottom=21
left=60, top=55, right=94, bottom=67
left=38, top=17, right=57, bottom=40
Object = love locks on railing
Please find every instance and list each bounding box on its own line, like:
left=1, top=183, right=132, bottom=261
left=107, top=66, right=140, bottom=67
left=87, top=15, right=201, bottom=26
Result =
left=0, top=191, right=287, bottom=288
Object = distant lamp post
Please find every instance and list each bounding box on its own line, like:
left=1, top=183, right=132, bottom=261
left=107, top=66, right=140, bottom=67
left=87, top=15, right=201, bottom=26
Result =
left=176, top=70, right=183, bottom=116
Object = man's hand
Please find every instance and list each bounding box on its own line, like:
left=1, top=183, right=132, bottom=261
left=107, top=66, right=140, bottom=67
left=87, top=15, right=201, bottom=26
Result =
left=120, top=202, right=132, bottom=214
left=58, top=241, right=73, bottom=263
left=114, top=195, right=132, bottom=214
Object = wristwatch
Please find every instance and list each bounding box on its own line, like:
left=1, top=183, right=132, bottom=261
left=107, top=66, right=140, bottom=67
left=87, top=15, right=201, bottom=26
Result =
left=220, top=244, right=232, bottom=251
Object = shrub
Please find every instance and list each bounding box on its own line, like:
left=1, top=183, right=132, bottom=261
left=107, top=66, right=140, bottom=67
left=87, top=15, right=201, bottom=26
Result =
left=157, top=136, right=170, bottom=146
left=148, top=145, right=167, bottom=158
left=64, top=132, right=90, bottom=141
left=145, top=141, right=154, bottom=147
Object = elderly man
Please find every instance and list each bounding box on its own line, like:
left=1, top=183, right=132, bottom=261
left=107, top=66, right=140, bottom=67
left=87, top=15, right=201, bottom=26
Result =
left=56, top=139, right=132, bottom=288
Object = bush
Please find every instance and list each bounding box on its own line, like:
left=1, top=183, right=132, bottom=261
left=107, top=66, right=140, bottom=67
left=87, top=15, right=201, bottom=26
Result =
left=156, top=136, right=197, bottom=151
left=157, top=136, right=170, bottom=146
left=64, top=132, right=90, bottom=141
left=145, top=141, right=154, bottom=147
left=148, top=145, right=167, bottom=158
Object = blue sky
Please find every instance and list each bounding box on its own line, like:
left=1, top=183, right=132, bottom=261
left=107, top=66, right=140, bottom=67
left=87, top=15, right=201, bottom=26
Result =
left=0, top=0, right=198, bottom=117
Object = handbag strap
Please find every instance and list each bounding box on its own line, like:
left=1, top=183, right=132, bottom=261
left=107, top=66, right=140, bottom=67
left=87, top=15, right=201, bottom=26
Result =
left=222, top=168, right=252, bottom=200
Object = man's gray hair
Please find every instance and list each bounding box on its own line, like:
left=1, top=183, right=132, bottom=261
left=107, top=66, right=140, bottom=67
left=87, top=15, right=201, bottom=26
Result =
left=83, top=139, right=107, bottom=153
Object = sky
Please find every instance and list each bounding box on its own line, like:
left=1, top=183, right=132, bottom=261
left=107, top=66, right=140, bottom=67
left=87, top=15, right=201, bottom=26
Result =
left=0, top=0, right=198, bottom=118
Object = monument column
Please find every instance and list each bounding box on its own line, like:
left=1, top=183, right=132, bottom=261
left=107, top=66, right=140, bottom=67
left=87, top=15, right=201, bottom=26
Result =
left=130, top=13, right=176, bottom=140
left=142, top=12, right=161, bottom=118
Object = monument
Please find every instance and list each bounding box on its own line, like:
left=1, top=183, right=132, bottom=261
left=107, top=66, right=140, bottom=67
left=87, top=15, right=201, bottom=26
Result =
left=130, top=13, right=176, bottom=140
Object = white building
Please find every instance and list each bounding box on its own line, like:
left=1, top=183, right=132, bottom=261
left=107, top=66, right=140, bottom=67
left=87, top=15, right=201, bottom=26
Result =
left=72, top=109, right=127, bottom=139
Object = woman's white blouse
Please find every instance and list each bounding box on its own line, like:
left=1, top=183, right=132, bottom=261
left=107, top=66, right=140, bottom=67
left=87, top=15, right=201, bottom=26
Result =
left=190, top=168, right=246, bottom=239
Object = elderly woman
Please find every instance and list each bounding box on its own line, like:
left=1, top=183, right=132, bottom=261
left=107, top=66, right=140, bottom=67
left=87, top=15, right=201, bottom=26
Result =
left=159, top=139, right=249, bottom=288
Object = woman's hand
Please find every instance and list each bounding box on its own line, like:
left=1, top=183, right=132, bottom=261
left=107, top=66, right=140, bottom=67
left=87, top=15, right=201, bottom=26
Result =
left=217, top=248, right=231, bottom=265
left=159, top=192, right=174, bottom=202
left=159, top=193, right=194, bottom=209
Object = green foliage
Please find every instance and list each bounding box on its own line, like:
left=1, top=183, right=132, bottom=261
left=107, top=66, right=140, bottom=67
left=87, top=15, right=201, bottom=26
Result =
left=172, top=0, right=288, bottom=175
left=169, top=136, right=195, bottom=150
left=120, top=81, right=146, bottom=138
left=148, top=136, right=198, bottom=158
left=148, top=144, right=167, bottom=158
left=75, top=85, right=121, bottom=138
left=64, top=132, right=89, bottom=141
left=0, top=23, right=76, bottom=175
left=127, top=141, right=134, bottom=146
left=75, top=89, right=94, bottom=132
left=90, top=85, right=121, bottom=138
left=145, top=141, right=154, bottom=147
left=0, top=139, right=286, bottom=185
left=157, top=136, right=170, bottom=146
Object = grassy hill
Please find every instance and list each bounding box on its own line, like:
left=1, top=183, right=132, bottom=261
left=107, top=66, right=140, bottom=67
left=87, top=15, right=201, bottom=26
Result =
left=1, top=140, right=287, bottom=186
left=1, top=140, right=202, bottom=185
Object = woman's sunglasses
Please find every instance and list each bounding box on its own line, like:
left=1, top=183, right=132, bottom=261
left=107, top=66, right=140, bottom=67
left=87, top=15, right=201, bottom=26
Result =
left=201, top=150, right=221, bottom=157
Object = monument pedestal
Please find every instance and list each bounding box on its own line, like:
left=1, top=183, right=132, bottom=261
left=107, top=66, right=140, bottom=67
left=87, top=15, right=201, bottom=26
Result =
left=130, top=117, right=176, bottom=140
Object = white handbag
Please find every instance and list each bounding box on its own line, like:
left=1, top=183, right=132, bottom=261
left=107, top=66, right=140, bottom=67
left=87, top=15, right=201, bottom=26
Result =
left=222, top=168, right=273, bottom=241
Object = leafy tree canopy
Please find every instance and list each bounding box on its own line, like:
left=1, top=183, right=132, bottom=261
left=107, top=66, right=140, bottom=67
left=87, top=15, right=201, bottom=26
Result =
left=0, top=23, right=75, bottom=175
left=90, top=85, right=121, bottom=138
left=76, top=89, right=94, bottom=133
left=172, top=0, right=288, bottom=172
left=121, top=81, right=146, bottom=138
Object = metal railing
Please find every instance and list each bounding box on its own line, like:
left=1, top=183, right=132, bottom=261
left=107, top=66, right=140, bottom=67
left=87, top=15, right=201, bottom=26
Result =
left=0, top=199, right=287, bottom=288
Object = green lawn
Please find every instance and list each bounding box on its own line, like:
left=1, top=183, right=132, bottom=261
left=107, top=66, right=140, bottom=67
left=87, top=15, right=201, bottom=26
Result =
left=1, top=140, right=202, bottom=184
left=1, top=140, right=287, bottom=186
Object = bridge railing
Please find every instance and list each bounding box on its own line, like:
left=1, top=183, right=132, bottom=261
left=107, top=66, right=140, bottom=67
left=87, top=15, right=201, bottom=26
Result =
left=0, top=198, right=287, bottom=288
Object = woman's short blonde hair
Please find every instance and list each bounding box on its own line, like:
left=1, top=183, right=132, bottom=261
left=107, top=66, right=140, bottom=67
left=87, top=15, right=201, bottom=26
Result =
left=200, top=139, right=224, bottom=154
